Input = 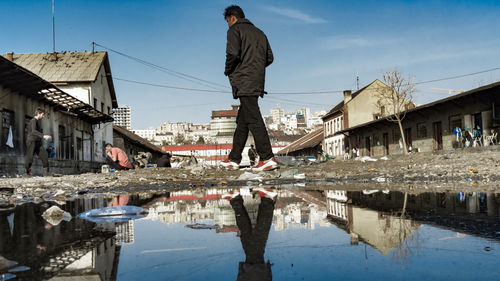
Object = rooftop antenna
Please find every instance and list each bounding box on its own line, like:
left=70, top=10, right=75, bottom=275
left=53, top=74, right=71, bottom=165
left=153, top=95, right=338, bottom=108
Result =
left=52, top=0, right=56, bottom=53
left=356, top=72, right=360, bottom=91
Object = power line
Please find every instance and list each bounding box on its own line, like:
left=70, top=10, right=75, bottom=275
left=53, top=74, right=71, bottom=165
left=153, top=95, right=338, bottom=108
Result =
left=96, top=42, right=500, bottom=95
left=115, top=77, right=342, bottom=95
left=415, top=67, right=500, bottom=85
left=94, top=42, right=343, bottom=94
left=265, top=96, right=332, bottom=107
left=114, top=77, right=230, bottom=93
left=93, top=42, right=229, bottom=90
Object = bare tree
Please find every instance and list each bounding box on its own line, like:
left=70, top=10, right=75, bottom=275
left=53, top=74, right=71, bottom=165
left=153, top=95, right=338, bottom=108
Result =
left=376, top=69, right=416, bottom=154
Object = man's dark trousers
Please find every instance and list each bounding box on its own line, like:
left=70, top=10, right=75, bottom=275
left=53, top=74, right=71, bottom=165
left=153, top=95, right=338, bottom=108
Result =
left=25, top=141, right=48, bottom=172
left=229, top=96, right=273, bottom=164
left=105, top=156, right=129, bottom=170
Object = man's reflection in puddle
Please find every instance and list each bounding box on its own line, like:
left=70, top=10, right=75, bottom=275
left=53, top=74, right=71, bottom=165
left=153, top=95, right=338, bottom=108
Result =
left=223, top=187, right=277, bottom=281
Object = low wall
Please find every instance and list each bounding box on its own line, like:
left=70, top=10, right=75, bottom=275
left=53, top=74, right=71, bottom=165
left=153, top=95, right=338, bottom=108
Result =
left=0, top=154, right=102, bottom=176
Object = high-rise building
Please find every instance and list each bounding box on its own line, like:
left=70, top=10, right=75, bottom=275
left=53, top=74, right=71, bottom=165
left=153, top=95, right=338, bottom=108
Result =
left=210, top=105, right=239, bottom=144
left=270, top=108, right=284, bottom=124
left=113, top=106, right=131, bottom=130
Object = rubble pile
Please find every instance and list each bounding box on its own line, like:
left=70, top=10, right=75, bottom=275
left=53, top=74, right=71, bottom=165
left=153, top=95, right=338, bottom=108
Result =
left=0, top=148, right=499, bottom=205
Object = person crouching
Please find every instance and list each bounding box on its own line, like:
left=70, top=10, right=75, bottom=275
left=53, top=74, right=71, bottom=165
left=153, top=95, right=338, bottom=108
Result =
left=105, top=143, right=132, bottom=170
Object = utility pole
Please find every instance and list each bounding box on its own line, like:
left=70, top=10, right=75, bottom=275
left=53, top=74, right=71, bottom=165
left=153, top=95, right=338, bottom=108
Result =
left=356, top=72, right=360, bottom=91
left=52, top=0, right=56, bottom=53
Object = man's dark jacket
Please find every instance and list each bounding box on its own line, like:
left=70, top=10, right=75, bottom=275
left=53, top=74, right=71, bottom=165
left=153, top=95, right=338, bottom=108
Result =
left=225, top=18, right=273, bottom=99
left=26, top=118, right=44, bottom=143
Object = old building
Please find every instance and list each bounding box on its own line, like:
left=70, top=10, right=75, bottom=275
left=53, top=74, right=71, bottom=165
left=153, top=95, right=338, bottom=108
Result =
left=341, top=80, right=500, bottom=156
left=3, top=51, right=118, bottom=163
left=113, top=125, right=166, bottom=164
left=0, top=55, right=112, bottom=175
left=276, top=128, right=324, bottom=158
left=323, top=80, right=402, bottom=157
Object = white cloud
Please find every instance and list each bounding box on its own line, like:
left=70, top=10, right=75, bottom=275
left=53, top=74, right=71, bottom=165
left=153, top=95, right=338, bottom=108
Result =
left=264, top=6, right=327, bottom=24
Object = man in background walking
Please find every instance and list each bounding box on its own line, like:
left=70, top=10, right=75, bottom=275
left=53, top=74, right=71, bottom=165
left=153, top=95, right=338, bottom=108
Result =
left=220, top=5, right=278, bottom=172
left=25, top=108, right=52, bottom=176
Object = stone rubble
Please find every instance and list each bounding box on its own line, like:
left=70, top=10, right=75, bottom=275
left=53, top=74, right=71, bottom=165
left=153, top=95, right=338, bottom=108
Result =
left=0, top=147, right=498, bottom=206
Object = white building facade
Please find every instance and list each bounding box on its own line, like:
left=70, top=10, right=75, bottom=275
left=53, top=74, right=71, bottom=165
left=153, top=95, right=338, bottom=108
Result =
left=5, top=52, right=118, bottom=163
left=113, top=106, right=131, bottom=130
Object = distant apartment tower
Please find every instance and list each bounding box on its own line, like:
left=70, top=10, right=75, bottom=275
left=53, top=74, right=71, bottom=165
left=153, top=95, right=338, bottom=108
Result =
left=113, top=106, right=131, bottom=130
left=210, top=105, right=239, bottom=144
left=270, top=108, right=284, bottom=124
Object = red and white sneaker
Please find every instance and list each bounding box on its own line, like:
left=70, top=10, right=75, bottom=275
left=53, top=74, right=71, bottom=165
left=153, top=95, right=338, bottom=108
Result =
left=220, top=159, right=239, bottom=170
left=252, top=158, right=279, bottom=172
left=221, top=190, right=240, bottom=201
left=253, top=187, right=278, bottom=200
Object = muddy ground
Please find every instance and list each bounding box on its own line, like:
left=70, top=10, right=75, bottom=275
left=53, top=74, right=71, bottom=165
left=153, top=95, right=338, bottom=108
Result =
left=1, top=146, right=499, bottom=205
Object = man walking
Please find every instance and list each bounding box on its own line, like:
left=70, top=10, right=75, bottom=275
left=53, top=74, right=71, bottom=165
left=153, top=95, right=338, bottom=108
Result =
left=220, top=5, right=278, bottom=172
left=25, top=108, right=52, bottom=176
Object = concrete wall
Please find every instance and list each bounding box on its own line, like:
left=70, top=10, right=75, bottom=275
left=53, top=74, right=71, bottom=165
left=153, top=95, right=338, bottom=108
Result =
left=347, top=80, right=388, bottom=128
left=0, top=84, right=100, bottom=175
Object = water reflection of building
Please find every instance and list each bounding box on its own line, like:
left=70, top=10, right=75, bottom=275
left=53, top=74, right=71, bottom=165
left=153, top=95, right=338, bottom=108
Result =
left=0, top=199, right=121, bottom=281
left=326, top=190, right=420, bottom=256
left=142, top=188, right=330, bottom=232
left=326, top=190, right=500, bottom=252
left=115, top=221, right=134, bottom=245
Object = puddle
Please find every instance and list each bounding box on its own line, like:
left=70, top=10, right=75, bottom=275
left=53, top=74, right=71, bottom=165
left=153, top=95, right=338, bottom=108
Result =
left=0, top=187, right=499, bottom=280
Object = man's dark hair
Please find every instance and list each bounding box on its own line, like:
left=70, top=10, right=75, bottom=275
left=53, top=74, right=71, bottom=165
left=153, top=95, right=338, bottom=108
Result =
left=224, top=5, right=245, bottom=19
left=105, top=143, right=113, bottom=148
left=34, top=107, right=45, bottom=115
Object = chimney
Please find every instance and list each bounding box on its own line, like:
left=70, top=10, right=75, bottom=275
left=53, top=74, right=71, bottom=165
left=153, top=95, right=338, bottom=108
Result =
left=50, top=52, right=58, bottom=61
left=6, top=52, right=13, bottom=61
left=343, top=90, right=352, bottom=104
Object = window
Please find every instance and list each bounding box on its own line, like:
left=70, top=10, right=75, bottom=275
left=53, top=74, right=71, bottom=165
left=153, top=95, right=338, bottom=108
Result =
left=58, top=125, right=70, bottom=159
left=101, top=102, right=104, bottom=113
left=93, top=98, right=98, bottom=109
left=392, top=128, right=401, bottom=142
left=77, top=137, right=83, bottom=160
left=107, top=106, right=111, bottom=114
left=449, top=114, right=462, bottom=132
left=1, top=110, right=14, bottom=148
left=417, top=122, right=427, bottom=139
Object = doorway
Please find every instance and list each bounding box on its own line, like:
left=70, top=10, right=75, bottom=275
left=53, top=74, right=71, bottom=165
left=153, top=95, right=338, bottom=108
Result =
left=404, top=128, right=412, bottom=150
left=383, top=133, right=389, bottom=155
left=365, top=137, right=371, bottom=156
left=433, top=121, right=443, bottom=150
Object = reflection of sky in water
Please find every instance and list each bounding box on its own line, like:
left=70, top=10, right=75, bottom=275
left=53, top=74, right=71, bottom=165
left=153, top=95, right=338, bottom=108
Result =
left=116, top=219, right=499, bottom=281
left=2, top=190, right=499, bottom=280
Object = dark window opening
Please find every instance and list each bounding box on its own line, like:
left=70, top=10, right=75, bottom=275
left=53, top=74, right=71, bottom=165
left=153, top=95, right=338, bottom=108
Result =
left=417, top=123, right=427, bottom=139
left=449, top=114, right=462, bottom=132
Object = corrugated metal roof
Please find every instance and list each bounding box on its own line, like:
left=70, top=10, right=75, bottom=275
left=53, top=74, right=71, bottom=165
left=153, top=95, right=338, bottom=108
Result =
left=0, top=55, right=113, bottom=124
left=277, top=128, right=324, bottom=155
left=4, top=52, right=105, bottom=82
left=113, top=125, right=166, bottom=154
left=2, top=52, right=118, bottom=108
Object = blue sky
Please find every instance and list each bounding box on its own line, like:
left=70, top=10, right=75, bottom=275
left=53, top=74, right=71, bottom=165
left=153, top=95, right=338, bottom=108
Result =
left=2, top=0, right=500, bottom=129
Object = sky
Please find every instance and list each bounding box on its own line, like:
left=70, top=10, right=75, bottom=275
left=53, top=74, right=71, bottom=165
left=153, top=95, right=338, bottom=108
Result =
left=2, top=0, right=500, bottom=129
